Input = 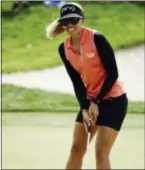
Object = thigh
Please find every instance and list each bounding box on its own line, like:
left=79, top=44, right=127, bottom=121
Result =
left=72, top=122, right=98, bottom=147
left=96, top=126, right=118, bottom=154
left=97, top=94, right=128, bottom=131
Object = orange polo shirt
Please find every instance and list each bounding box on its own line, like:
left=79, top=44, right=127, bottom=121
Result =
left=64, top=27, right=125, bottom=100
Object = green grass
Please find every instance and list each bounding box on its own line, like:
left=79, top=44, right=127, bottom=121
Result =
left=2, top=112, right=144, bottom=129
left=2, top=2, right=144, bottom=73
left=2, top=84, right=78, bottom=112
left=2, top=84, right=144, bottom=113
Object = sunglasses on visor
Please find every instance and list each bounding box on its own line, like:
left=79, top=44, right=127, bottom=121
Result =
left=59, top=18, right=80, bottom=26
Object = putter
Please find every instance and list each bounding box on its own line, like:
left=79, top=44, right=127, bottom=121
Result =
left=83, top=118, right=92, bottom=169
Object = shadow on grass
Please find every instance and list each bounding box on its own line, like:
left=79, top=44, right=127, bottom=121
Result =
left=1, top=10, right=17, bottom=19
left=1, top=9, right=32, bottom=20
left=1, top=1, right=43, bottom=20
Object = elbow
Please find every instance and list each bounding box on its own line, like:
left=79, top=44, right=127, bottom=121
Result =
left=108, top=71, right=118, bottom=81
left=114, top=72, right=118, bottom=80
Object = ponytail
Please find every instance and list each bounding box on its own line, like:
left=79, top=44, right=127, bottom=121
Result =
left=45, top=20, right=65, bottom=39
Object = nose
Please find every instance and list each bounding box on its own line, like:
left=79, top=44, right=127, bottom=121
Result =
left=67, top=23, right=73, bottom=27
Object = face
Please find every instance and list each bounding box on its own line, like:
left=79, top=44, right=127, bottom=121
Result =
left=59, top=18, right=83, bottom=36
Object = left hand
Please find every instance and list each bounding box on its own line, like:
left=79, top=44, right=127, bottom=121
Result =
left=88, top=102, right=99, bottom=126
left=82, top=109, right=93, bottom=134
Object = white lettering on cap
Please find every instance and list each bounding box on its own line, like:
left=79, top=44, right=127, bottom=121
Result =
left=61, top=6, right=76, bottom=13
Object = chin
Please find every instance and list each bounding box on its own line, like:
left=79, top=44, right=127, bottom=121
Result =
left=68, top=30, right=79, bottom=36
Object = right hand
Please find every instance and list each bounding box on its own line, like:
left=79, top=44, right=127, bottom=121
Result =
left=82, top=109, right=94, bottom=134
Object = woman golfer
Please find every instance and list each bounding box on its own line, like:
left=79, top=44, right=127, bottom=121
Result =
left=46, top=3, right=128, bottom=169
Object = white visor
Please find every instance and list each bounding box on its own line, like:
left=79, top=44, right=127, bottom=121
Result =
left=57, top=13, right=83, bottom=22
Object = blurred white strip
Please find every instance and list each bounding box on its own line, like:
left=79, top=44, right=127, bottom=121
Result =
left=2, top=45, right=144, bottom=101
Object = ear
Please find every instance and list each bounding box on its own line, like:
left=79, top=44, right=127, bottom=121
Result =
left=80, top=19, right=84, bottom=25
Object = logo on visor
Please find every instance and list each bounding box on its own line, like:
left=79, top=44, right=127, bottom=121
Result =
left=61, top=6, right=76, bottom=13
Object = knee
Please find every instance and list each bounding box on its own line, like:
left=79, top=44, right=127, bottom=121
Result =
left=96, top=147, right=110, bottom=163
left=70, top=142, right=86, bottom=157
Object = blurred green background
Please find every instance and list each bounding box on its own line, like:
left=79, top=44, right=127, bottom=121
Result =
left=2, top=1, right=144, bottom=73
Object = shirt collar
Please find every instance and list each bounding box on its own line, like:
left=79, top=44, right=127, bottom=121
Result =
left=66, top=27, right=86, bottom=49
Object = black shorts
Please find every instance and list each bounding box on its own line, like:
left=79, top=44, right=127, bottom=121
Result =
left=76, top=94, right=128, bottom=131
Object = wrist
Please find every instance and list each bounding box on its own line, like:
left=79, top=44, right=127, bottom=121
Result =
left=82, top=99, right=90, bottom=110
left=82, top=108, right=88, bottom=112
left=91, top=98, right=101, bottom=105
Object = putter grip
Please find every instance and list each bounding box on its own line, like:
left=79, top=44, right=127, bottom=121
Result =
left=88, top=118, right=92, bottom=132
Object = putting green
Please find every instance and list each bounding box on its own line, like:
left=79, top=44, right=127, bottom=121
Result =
left=2, top=113, right=144, bottom=169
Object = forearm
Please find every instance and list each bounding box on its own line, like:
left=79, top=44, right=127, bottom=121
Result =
left=93, top=74, right=118, bottom=103
left=73, top=81, right=90, bottom=109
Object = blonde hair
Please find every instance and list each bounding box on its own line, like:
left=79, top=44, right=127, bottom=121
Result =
left=45, top=2, right=83, bottom=39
